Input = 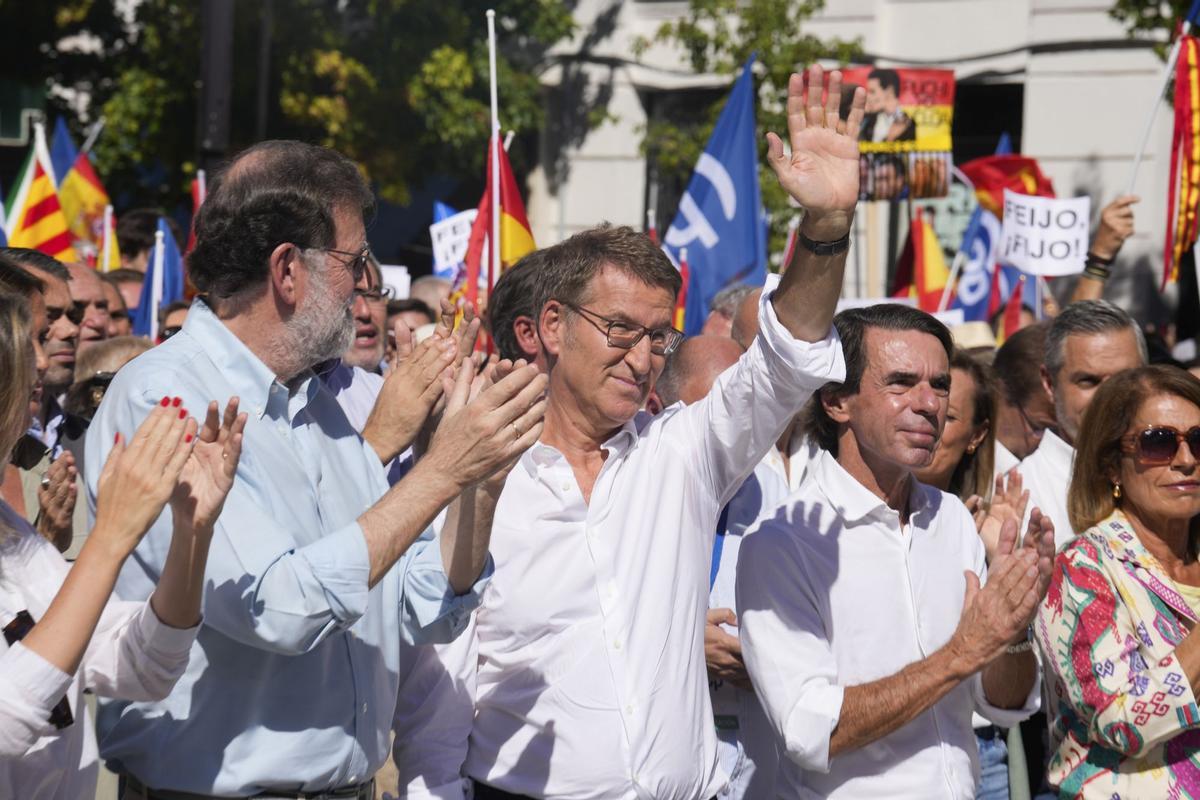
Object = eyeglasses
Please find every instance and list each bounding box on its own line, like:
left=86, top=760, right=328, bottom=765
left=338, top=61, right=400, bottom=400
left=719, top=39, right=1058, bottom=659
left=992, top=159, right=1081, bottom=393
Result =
left=354, top=286, right=394, bottom=304
left=46, top=304, right=85, bottom=326
left=1120, top=426, right=1200, bottom=465
left=562, top=302, right=684, bottom=356
left=306, top=244, right=371, bottom=283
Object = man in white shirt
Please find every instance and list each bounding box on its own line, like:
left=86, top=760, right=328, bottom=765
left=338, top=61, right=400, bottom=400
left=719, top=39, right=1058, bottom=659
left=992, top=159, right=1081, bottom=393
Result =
left=737, top=303, right=1055, bottom=800
left=393, top=65, right=863, bottom=800
left=649, top=335, right=784, bottom=800
left=1017, top=300, right=1146, bottom=548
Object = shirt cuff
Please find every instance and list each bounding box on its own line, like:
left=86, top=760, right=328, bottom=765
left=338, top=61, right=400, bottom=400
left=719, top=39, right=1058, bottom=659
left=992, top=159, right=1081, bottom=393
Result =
left=137, top=602, right=201, bottom=660
left=395, top=776, right=469, bottom=800
left=782, top=682, right=844, bottom=774
left=972, top=669, right=1041, bottom=728
left=756, top=289, right=847, bottom=394
left=2, top=642, right=72, bottom=716
left=399, top=536, right=493, bottom=646
left=300, top=521, right=373, bottom=626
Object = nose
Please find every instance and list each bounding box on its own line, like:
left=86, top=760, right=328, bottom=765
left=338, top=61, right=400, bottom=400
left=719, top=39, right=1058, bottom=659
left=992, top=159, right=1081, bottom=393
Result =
left=1174, top=434, right=1199, bottom=472
left=913, top=384, right=941, bottom=417
left=352, top=293, right=371, bottom=321
left=624, top=335, right=653, bottom=378
left=33, top=339, right=48, bottom=376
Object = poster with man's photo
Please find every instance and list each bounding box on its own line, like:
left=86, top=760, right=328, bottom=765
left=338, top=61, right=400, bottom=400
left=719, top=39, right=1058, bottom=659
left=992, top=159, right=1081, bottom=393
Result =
left=840, top=67, right=956, bottom=201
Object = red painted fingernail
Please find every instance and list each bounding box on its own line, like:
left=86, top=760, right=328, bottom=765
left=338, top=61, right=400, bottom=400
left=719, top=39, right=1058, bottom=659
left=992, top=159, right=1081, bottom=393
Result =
left=172, top=397, right=182, bottom=407
left=179, top=409, right=187, bottom=419
left=184, top=434, right=193, bottom=443
left=160, top=396, right=170, bottom=407
left=113, top=433, right=120, bottom=444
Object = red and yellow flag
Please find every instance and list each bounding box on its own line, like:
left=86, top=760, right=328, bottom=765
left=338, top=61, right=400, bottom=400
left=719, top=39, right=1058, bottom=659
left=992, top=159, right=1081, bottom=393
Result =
left=59, top=151, right=110, bottom=249
left=6, top=123, right=79, bottom=263
left=673, top=249, right=689, bottom=330
left=891, top=209, right=948, bottom=312
left=997, top=274, right=1026, bottom=346
left=959, top=155, right=1055, bottom=218
left=455, top=135, right=536, bottom=310
left=1164, top=35, right=1200, bottom=286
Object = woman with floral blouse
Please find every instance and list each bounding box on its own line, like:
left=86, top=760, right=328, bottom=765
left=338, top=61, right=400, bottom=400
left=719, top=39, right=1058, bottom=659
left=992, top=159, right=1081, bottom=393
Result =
left=1035, top=365, right=1200, bottom=798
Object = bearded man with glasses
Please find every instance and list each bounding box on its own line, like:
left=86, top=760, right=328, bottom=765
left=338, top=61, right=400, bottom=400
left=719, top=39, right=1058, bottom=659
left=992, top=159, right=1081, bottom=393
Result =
left=393, top=64, right=861, bottom=800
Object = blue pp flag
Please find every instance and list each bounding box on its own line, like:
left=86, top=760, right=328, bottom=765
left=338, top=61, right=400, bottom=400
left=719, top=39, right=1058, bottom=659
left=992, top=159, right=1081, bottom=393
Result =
left=994, top=131, right=1013, bottom=156
left=49, top=118, right=79, bottom=187
left=1187, top=0, right=1200, bottom=27
left=662, top=55, right=766, bottom=335
left=949, top=207, right=1024, bottom=321
left=131, top=219, right=186, bottom=339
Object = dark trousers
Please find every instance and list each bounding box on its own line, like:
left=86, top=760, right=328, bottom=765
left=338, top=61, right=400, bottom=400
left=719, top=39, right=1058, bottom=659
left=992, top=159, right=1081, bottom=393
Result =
left=472, top=783, right=535, bottom=800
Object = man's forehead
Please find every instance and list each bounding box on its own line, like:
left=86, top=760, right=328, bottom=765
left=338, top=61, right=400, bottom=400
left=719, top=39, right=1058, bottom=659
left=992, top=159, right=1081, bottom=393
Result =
left=864, top=327, right=948, bottom=365
left=584, top=265, right=674, bottom=311
left=1064, top=329, right=1141, bottom=365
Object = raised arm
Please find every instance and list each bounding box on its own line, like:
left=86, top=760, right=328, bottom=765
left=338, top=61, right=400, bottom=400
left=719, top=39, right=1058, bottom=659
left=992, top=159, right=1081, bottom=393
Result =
left=768, top=65, right=866, bottom=343
left=1070, top=195, right=1137, bottom=304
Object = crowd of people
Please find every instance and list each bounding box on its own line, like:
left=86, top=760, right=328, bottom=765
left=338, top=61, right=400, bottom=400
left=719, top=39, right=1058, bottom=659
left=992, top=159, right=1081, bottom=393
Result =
left=1, top=64, right=1199, bottom=800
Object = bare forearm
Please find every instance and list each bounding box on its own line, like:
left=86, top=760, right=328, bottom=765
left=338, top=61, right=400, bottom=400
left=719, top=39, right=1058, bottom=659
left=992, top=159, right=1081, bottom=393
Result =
left=830, top=642, right=974, bottom=757
left=439, top=485, right=500, bottom=595
left=1069, top=274, right=1104, bottom=304
left=358, top=460, right=463, bottom=587
left=772, top=215, right=851, bottom=343
left=980, top=649, right=1036, bottom=709
left=148, top=523, right=211, bottom=629
left=21, top=533, right=125, bottom=675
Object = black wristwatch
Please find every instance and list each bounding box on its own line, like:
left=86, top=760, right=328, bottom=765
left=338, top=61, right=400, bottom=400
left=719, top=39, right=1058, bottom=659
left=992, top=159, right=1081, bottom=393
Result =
left=797, top=229, right=850, bottom=257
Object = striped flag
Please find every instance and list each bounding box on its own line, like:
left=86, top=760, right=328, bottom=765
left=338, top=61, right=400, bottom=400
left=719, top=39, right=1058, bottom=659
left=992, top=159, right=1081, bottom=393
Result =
left=5, top=123, right=78, bottom=263
left=997, top=274, right=1026, bottom=345
left=1164, top=35, right=1200, bottom=286
left=59, top=151, right=111, bottom=249
left=891, top=209, right=949, bottom=312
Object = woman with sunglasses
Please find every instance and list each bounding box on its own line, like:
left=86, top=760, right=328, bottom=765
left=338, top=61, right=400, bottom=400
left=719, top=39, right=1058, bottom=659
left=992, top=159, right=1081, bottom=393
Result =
left=0, top=292, right=247, bottom=798
left=1034, top=365, right=1200, bottom=797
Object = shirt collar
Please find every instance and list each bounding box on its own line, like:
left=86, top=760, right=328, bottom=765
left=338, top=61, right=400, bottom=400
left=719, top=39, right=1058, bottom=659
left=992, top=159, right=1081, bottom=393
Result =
left=180, top=300, right=280, bottom=419
left=811, top=447, right=929, bottom=525
left=519, top=418, right=640, bottom=479
left=1037, top=429, right=1075, bottom=471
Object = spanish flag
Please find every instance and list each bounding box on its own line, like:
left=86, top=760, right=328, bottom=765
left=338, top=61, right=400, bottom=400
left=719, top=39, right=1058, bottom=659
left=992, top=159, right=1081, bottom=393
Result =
left=891, top=209, right=948, bottom=312
left=455, top=135, right=535, bottom=309
left=959, top=154, right=1055, bottom=218
left=1164, top=35, right=1200, bottom=286
left=60, top=152, right=111, bottom=249
left=6, top=123, right=78, bottom=263
left=996, top=274, right=1026, bottom=345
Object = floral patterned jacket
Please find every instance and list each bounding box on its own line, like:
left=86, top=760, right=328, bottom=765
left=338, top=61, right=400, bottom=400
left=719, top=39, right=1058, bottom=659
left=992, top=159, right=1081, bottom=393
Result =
left=1035, top=512, right=1200, bottom=799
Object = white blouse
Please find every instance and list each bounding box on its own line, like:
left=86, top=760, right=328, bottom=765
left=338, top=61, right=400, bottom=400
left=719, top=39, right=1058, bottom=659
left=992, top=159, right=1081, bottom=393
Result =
left=0, top=502, right=197, bottom=800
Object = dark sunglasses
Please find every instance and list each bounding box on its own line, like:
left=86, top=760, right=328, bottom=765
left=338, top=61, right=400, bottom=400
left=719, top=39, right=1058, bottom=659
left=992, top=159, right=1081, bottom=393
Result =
left=1120, top=426, right=1200, bottom=465
left=3, top=611, right=73, bottom=729
left=47, top=305, right=85, bottom=326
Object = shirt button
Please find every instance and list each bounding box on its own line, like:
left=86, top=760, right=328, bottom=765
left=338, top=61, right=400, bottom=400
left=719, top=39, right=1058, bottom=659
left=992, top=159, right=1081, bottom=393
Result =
left=625, top=704, right=635, bottom=715
left=560, top=482, right=572, bottom=492
left=361, top=703, right=368, bottom=713
left=612, top=639, right=622, bottom=650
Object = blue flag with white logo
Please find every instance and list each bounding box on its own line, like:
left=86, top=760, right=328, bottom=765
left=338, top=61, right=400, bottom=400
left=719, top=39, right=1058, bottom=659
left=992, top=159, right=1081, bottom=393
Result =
left=662, top=55, right=766, bottom=335
left=132, top=219, right=186, bottom=339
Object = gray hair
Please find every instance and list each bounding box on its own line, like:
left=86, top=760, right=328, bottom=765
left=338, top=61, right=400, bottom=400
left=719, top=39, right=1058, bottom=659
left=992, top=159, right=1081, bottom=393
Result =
left=709, top=283, right=757, bottom=317
left=1044, top=300, right=1147, bottom=377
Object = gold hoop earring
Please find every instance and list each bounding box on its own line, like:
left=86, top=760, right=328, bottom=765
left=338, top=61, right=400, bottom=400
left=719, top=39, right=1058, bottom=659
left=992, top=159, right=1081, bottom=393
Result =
left=1112, top=482, right=1122, bottom=500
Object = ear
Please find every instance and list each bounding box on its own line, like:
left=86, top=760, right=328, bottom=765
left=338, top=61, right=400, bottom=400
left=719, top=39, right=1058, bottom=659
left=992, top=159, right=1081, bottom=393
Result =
left=968, top=421, right=990, bottom=455
left=513, top=315, right=541, bottom=360
left=269, top=243, right=304, bottom=308
left=539, top=300, right=566, bottom=357
left=1040, top=364, right=1055, bottom=406
left=822, top=385, right=852, bottom=425
left=645, top=391, right=664, bottom=415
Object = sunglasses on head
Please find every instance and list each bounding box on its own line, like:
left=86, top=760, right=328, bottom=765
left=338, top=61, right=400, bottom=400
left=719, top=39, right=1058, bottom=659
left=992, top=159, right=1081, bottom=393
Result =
left=1120, top=426, right=1200, bottom=465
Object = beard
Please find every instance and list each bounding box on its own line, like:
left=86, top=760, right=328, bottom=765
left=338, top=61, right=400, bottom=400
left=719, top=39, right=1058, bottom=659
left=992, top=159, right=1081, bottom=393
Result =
left=284, top=261, right=355, bottom=370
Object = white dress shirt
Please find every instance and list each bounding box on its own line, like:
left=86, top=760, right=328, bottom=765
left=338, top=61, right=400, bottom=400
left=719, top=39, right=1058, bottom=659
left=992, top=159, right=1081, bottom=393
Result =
left=709, top=456, right=790, bottom=799
left=737, top=449, right=1039, bottom=800
left=393, top=292, right=846, bottom=800
left=0, top=503, right=197, bottom=799
left=1017, top=429, right=1075, bottom=549
left=992, top=441, right=1019, bottom=483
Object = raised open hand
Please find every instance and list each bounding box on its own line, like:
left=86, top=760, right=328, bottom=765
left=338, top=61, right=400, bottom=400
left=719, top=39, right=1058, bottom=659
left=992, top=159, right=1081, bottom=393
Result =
left=766, top=65, right=866, bottom=240
left=363, top=333, right=457, bottom=463
left=1020, top=507, right=1056, bottom=601
left=93, top=400, right=198, bottom=557
left=36, top=451, right=77, bottom=550
left=171, top=398, right=247, bottom=533
left=975, top=469, right=1030, bottom=564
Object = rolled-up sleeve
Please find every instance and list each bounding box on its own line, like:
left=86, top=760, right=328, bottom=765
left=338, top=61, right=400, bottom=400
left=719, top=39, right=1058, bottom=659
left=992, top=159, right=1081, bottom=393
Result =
left=738, top=519, right=843, bottom=773
left=0, top=643, right=72, bottom=757
left=674, top=290, right=845, bottom=507
left=81, top=600, right=198, bottom=702
left=396, top=529, right=492, bottom=646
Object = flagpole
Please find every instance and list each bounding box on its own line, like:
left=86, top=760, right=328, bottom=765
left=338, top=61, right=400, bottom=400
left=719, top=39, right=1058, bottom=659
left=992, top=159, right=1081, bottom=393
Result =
left=151, top=230, right=165, bottom=341
left=486, top=9, right=501, bottom=307
left=80, top=117, right=106, bottom=156
left=101, top=205, right=114, bottom=272
left=196, top=168, right=207, bottom=203
left=936, top=250, right=966, bottom=312
left=1126, top=7, right=1198, bottom=195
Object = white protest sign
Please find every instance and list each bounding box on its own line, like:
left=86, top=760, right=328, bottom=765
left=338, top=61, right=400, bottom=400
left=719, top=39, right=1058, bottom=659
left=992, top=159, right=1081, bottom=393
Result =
left=998, top=190, right=1089, bottom=277
left=430, top=209, right=478, bottom=279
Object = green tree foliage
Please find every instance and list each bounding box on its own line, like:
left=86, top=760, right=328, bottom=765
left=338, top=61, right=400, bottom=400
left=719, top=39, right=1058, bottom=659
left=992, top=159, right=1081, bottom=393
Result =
left=643, top=0, right=859, bottom=261
left=0, top=0, right=574, bottom=210
left=1111, top=0, right=1196, bottom=54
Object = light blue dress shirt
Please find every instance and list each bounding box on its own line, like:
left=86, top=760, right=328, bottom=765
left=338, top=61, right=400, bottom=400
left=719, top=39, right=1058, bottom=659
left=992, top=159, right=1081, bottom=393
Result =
left=83, top=300, right=488, bottom=796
